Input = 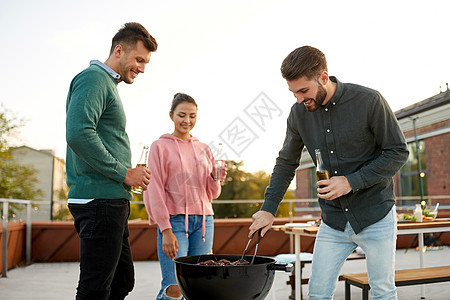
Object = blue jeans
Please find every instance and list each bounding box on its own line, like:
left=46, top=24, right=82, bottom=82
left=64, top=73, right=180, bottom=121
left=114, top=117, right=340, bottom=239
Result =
left=309, top=206, right=397, bottom=300
left=157, top=215, right=214, bottom=300
left=68, top=199, right=134, bottom=300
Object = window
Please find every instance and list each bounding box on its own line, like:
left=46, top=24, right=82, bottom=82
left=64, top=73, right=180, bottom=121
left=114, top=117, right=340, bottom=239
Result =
left=399, top=141, right=427, bottom=205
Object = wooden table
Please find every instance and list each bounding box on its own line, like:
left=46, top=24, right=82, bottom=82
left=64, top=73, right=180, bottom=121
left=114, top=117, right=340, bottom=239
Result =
left=273, top=219, right=450, bottom=300
left=396, top=219, right=450, bottom=298
left=272, top=224, right=319, bottom=300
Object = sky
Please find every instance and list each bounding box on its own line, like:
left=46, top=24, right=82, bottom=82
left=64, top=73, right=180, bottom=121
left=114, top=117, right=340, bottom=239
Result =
left=1, top=0, right=449, bottom=173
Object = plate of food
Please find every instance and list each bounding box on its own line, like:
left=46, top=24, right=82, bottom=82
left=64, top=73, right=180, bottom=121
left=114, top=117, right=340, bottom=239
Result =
left=397, top=210, right=437, bottom=222
left=397, top=219, right=412, bottom=223
left=397, top=213, right=416, bottom=222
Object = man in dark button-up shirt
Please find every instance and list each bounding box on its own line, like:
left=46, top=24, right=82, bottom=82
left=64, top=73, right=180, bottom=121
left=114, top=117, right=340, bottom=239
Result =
left=249, top=46, right=408, bottom=300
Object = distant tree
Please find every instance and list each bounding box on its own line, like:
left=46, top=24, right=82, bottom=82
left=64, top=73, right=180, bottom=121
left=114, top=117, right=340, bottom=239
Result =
left=0, top=106, right=43, bottom=218
left=53, top=188, right=72, bottom=221
left=214, top=161, right=294, bottom=218
left=0, top=106, right=21, bottom=152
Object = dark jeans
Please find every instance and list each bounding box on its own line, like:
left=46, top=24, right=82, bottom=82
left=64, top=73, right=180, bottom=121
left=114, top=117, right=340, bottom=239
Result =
left=69, top=199, right=135, bottom=300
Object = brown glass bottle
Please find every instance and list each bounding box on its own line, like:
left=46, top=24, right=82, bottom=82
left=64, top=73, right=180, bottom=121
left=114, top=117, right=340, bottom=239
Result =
left=315, top=149, right=330, bottom=183
left=132, top=145, right=149, bottom=194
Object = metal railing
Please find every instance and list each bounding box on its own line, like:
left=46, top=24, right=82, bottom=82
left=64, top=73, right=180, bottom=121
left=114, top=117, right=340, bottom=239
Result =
left=393, top=195, right=449, bottom=209
left=50, top=195, right=449, bottom=217
left=51, top=198, right=322, bottom=222
left=1, top=198, right=32, bottom=277
left=1, top=195, right=448, bottom=277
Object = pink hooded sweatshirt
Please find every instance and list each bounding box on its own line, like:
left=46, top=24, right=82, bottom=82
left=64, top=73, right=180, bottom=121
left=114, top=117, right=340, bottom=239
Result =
left=143, top=134, right=221, bottom=241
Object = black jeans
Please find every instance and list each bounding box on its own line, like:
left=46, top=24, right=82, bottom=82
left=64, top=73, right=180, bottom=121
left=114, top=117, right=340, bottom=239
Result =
left=69, top=199, right=135, bottom=300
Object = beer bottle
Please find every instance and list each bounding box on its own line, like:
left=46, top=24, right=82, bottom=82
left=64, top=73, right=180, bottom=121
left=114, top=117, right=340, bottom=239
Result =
left=136, top=145, right=149, bottom=168
left=315, top=149, right=330, bottom=183
left=132, top=145, right=149, bottom=194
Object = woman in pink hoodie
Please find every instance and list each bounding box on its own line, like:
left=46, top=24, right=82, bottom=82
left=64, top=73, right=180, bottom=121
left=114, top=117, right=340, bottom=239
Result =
left=143, top=93, right=223, bottom=300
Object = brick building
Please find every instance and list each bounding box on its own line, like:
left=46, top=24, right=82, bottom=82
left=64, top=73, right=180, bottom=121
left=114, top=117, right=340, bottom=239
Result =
left=295, top=88, right=450, bottom=213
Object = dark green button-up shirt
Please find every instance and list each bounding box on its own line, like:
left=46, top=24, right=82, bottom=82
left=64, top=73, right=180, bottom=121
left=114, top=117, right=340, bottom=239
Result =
left=262, top=77, right=409, bottom=234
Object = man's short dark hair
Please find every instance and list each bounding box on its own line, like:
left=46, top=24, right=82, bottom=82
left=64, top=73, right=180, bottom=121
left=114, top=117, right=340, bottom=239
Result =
left=281, top=46, right=327, bottom=81
left=109, top=22, right=158, bottom=55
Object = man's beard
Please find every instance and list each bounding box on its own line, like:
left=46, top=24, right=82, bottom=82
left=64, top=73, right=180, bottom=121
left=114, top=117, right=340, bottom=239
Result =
left=117, top=60, right=134, bottom=84
left=305, top=85, right=327, bottom=112
left=119, top=67, right=133, bottom=84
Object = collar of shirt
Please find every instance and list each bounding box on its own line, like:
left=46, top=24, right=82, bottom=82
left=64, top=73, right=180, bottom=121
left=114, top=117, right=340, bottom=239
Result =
left=90, top=60, right=121, bottom=81
left=323, top=76, right=343, bottom=110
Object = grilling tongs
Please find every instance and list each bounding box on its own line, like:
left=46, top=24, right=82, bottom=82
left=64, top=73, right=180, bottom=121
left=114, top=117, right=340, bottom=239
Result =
left=240, top=228, right=262, bottom=264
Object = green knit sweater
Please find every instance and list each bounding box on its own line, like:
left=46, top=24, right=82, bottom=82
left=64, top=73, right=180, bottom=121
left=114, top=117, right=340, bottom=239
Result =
left=66, top=64, right=132, bottom=200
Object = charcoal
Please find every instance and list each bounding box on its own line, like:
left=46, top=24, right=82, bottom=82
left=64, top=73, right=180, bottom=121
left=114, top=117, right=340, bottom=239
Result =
left=196, top=258, right=250, bottom=266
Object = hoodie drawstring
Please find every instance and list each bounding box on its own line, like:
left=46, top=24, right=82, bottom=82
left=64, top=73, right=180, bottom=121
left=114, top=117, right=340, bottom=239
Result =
left=174, top=137, right=209, bottom=243
left=201, top=202, right=206, bottom=242
left=190, top=143, right=207, bottom=243
left=174, top=140, right=190, bottom=239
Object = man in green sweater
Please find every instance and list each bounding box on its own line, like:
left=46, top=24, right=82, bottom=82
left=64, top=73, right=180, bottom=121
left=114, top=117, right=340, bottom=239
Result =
left=66, top=22, right=157, bottom=300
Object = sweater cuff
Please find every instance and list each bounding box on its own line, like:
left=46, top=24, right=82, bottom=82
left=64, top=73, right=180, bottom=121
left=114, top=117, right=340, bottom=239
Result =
left=261, top=200, right=278, bottom=216
left=346, top=172, right=364, bottom=192
left=158, top=220, right=172, bottom=233
left=115, top=164, right=129, bottom=184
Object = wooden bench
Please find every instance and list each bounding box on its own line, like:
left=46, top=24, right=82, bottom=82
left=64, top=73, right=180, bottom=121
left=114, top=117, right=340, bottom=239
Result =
left=342, top=266, right=450, bottom=300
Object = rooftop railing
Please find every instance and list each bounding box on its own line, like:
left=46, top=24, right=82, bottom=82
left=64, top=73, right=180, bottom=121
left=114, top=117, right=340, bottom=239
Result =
left=1, top=198, right=32, bottom=277
left=1, top=195, right=449, bottom=277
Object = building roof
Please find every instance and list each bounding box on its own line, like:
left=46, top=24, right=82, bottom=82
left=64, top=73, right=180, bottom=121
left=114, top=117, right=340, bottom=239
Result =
left=10, top=145, right=55, bottom=158
left=395, top=87, right=450, bottom=120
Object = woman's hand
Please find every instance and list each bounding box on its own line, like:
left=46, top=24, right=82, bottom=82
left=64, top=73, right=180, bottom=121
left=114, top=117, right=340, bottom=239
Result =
left=162, top=229, right=179, bottom=259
